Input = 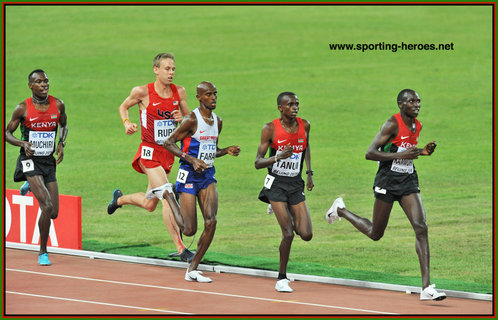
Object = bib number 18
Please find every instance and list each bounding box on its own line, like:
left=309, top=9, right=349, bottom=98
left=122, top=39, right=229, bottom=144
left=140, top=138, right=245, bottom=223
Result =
left=141, top=146, right=154, bottom=160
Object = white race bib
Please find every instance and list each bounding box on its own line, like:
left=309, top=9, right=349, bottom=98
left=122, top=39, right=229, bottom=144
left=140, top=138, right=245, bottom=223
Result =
left=198, top=140, right=216, bottom=168
left=390, top=147, right=414, bottom=174
left=21, top=159, right=35, bottom=173
left=177, top=168, right=189, bottom=184
left=141, top=146, right=154, bottom=160
left=271, top=152, right=302, bottom=177
left=263, top=174, right=275, bottom=189
left=154, top=119, right=176, bottom=145
left=29, top=131, right=56, bottom=156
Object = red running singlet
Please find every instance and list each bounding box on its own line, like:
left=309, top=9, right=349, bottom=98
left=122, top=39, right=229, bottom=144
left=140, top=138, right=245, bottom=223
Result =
left=140, top=83, right=180, bottom=146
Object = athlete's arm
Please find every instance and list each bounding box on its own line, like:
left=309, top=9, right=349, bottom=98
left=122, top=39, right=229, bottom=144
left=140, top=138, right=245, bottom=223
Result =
left=55, top=99, right=68, bottom=165
left=365, top=116, right=420, bottom=161
left=215, top=116, right=240, bottom=158
left=303, top=119, right=314, bottom=191
left=119, top=85, right=147, bottom=135
left=419, top=140, right=437, bottom=156
left=164, top=112, right=207, bottom=173
left=172, top=85, right=189, bottom=122
left=5, top=102, right=35, bottom=157
left=254, top=122, right=277, bottom=169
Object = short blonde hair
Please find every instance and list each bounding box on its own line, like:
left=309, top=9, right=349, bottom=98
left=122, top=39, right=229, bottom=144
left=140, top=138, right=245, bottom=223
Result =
left=153, top=53, right=175, bottom=68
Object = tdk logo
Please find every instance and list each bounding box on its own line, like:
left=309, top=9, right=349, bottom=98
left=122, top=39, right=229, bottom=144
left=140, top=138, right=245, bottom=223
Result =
left=156, top=120, right=176, bottom=127
left=31, top=132, right=55, bottom=139
left=202, top=144, right=216, bottom=151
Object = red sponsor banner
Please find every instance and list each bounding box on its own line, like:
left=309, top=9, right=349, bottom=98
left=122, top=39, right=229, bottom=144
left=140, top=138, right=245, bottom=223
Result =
left=5, top=189, right=81, bottom=250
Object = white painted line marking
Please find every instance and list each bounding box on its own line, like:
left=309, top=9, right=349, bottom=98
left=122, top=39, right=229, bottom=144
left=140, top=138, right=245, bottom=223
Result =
left=7, top=268, right=396, bottom=314
left=6, top=291, right=191, bottom=314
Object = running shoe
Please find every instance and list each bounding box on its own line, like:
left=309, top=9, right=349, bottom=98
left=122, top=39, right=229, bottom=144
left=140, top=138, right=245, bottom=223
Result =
left=267, top=204, right=274, bottom=215
left=420, top=284, right=447, bottom=301
left=107, top=189, right=123, bottom=215
left=185, top=269, right=212, bottom=283
left=180, top=248, right=195, bottom=263
left=20, top=181, right=30, bottom=196
left=275, top=278, right=293, bottom=292
left=38, top=253, right=51, bottom=266
left=326, top=197, right=345, bottom=224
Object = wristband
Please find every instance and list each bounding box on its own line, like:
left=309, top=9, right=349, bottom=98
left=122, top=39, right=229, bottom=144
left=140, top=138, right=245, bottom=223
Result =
left=181, top=152, right=187, bottom=159
left=58, top=140, right=66, bottom=147
left=306, top=170, right=314, bottom=176
left=274, top=155, right=279, bottom=163
left=123, top=118, right=130, bottom=125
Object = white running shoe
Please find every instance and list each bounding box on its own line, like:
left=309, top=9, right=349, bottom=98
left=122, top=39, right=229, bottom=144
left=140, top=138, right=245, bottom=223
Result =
left=185, top=269, right=212, bottom=283
left=275, top=278, right=293, bottom=292
left=145, top=183, right=173, bottom=200
left=326, top=197, right=345, bottom=224
left=420, top=284, right=447, bottom=301
left=267, top=204, right=274, bottom=215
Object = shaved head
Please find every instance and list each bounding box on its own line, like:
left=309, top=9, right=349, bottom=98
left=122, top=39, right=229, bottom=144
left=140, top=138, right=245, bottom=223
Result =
left=197, top=81, right=216, bottom=95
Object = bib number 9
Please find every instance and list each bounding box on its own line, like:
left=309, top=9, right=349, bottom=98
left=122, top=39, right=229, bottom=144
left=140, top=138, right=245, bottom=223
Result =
left=21, top=159, right=35, bottom=173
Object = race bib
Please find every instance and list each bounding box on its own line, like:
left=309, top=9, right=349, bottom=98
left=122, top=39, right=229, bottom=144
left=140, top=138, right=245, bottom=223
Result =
left=177, top=168, right=189, bottom=184
left=21, top=159, right=35, bottom=173
left=198, top=140, right=216, bottom=168
left=390, top=147, right=414, bottom=174
left=141, top=146, right=154, bottom=160
left=263, top=174, right=275, bottom=189
left=28, top=131, right=56, bottom=156
left=391, top=159, right=414, bottom=174
left=271, top=152, right=302, bottom=177
left=154, top=119, right=176, bottom=145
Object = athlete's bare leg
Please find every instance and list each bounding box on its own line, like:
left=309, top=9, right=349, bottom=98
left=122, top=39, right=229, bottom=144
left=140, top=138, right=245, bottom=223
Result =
left=399, top=192, right=430, bottom=289
left=289, top=201, right=313, bottom=241
left=164, top=190, right=185, bottom=231
left=26, top=176, right=59, bottom=255
left=177, top=192, right=197, bottom=236
left=187, top=183, right=217, bottom=272
left=337, top=198, right=393, bottom=241
left=117, top=163, right=185, bottom=254
left=271, top=200, right=295, bottom=275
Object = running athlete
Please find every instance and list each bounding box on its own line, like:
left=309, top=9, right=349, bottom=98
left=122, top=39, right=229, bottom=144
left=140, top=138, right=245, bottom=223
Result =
left=5, top=69, right=68, bottom=266
left=326, top=89, right=446, bottom=301
left=151, top=81, right=240, bottom=283
left=255, top=92, right=313, bottom=293
left=107, top=53, right=194, bottom=262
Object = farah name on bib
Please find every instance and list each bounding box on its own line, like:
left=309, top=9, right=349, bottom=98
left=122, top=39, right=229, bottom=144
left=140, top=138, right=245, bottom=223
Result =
left=29, top=131, right=56, bottom=156
left=198, top=141, right=216, bottom=168
left=154, top=119, right=176, bottom=145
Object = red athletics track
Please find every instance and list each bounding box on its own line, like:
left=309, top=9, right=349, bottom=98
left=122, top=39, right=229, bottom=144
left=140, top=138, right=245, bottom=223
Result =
left=4, top=248, right=493, bottom=316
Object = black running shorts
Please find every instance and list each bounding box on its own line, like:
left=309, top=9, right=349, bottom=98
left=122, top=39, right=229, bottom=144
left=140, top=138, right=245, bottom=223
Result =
left=14, top=154, right=57, bottom=183
left=258, top=177, right=305, bottom=205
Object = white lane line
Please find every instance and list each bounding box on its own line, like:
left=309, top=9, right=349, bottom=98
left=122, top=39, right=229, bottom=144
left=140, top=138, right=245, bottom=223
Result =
left=7, top=268, right=397, bottom=314
left=6, top=291, right=191, bottom=314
